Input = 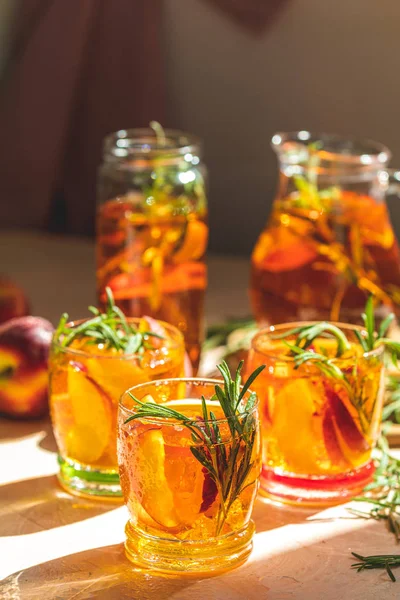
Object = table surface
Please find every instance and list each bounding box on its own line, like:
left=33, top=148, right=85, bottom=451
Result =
left=1, top=231, right=399, bottom=600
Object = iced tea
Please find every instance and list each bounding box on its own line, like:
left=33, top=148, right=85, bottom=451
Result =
left=246, top=323, right=385, bottom=505
left=251, top=191, right=400, bottom=325
left=49, top=317, right=184, bottom=498
left=118, top=375, right=261, bottom=573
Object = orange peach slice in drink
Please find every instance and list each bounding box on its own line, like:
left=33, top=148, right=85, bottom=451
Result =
left=324, top=383, right=370, bottom=465
left=86, top=358, right=147, bottom=405
left=253, top=228, right=317, bottom=273
left=66, top=362, right=112, bottom=464
left=173, top=220, right=208, bottom=263
left=272, top=378, right=325, bottom=474
left=137, top=428, right=180, bottom=528
left=164, top=443, right=205, bottom=524
left=322, top=405, right=351, bottom=471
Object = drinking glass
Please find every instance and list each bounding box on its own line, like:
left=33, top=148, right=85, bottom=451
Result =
left=49, top=318, right=184, bottom=498
left=246, top=323, right=385, bottom=505
left=118, top=378, right=261, bottom=574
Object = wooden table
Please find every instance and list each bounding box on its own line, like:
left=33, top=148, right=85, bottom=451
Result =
left=1, top=231, right=399, bottom=599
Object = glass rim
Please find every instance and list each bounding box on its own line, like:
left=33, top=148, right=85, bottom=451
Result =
left=52, top=317, right=184, bottom=361
left=103, top=127, right=202, bottom=160
left=251, top=321, right=385, bottom=362
left=119, top=377, right=259, bottom=425
left=271, top=130, right=391, bottom=167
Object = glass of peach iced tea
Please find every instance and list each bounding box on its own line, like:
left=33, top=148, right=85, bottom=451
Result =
left=117, top=361, right=264, bottom=574
left=49, top=289, right=184, bottom=498
left=246, top=316, right=385, bottom=506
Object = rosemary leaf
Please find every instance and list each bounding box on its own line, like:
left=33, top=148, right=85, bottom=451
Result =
left=379, top=313, right=395, bottom=339
left=54, top=287, right=162, bottom=356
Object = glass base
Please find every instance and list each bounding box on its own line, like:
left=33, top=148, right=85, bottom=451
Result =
left=124, top=519, right=255, bottom=575
left=260, top=461, right=374, bottom=507
left=57, top=456, right=122, bottom=500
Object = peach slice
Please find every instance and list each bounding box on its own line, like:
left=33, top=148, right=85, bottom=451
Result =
left=173, top=220, right=208, bottom=263
left=272, top=378, right=324, bottom=474
left=322, top=405, right=351, bottom=470
left=138, top=428, right=180, bottom=528
left=86, top=358, right=147, bottom=406
left=139, top=316, right=165, bottom=349
left=67, top=363, right=112, bottom=464
left=324, top=384, right=370, bottom=454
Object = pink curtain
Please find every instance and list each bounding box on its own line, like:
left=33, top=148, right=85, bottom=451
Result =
left=202, top=0, right=290, bottom=34
left=0, top=0, right=164, bottom=235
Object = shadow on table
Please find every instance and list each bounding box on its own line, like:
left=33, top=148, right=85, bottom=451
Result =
left=1, top=520, right=393, bottom=600
left=0, top=474, right=118, bottom=536
left=0, top=543, right=199, bottom=600
left=0, top=415, right=58, bottom=452
left=0, top=415, right=50, bottom=440
left=252, top=495, right=321, bottom=533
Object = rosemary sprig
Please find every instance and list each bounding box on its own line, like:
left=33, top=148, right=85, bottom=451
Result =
left=124, top=360, right=265, bottom=535
left=203, top=317, right=256, bottom=354
left=55, top=287, right=162, bottom=355
left=349, top=320, right=400, bottom=581
left=268, top=298, right=400, bottom=582
left=273, top=321, right=351, bottom=357
left=383, top=376, right=400, bottom=423
left=273, top=297, right=400, bottom=432
left=273, top=297, right=399, bottom=360
left=150, top=120, right=167, bottom=147
left=351, top=552, right=400, bottom=582
left=349, top=401, right=400, bottom=581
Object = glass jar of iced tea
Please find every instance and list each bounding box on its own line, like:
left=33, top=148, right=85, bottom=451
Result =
left=97, top=128, right=208, bottom=372
left=250, top=132, right=400, bottom=326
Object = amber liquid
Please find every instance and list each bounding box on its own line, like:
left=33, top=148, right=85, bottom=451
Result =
left=246, top=335, right=384, bottom=503
left=49, top=332, right=184, bottom=472
left=250, top=192, right=400, bottom=325
left=97, top=197, right=208, bottom=371
left=118, top=399, right=260, bottom=544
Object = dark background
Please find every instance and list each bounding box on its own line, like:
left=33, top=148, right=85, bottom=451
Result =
left=1, top=0, right=400, bottom=256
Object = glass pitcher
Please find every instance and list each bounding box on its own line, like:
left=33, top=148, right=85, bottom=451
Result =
left=97, top=128, right=208, bottom=372
left=250, top=131, right=400, bottom=325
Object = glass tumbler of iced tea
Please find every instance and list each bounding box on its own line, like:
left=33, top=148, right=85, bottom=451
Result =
left=246, top=323, right=385, bottom=506
left=97, top=127, right=208, bottom=372
left=49, top=318, right=184, bottom=499
left=250, top=132, right=400, bottom=327
left=118, top=375, right=262, bottom=574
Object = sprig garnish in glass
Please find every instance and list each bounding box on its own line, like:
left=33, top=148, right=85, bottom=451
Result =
left=144, top=120, right=207, bottom=216
left=291, top=141, right=341, bottom=211
left=124, top=360, right=265, bottom=535
left=268, top=298, right=400, bottom=581
left=54, top=287, right=163, bottom=356
left=271, top=297, right=400, bottom=433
